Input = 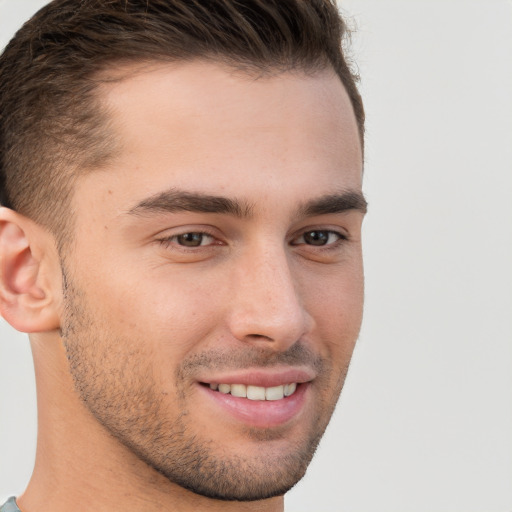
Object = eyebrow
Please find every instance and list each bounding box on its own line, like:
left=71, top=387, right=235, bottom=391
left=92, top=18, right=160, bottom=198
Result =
left=127, top=188, right=367, bottom=218
left=299, top=190, right=368, bottom=217
left=128, top=189, right=253, bottom=218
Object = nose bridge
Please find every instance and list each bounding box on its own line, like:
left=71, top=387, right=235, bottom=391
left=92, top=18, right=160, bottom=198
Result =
left=227, top=241, right=310, bottom=348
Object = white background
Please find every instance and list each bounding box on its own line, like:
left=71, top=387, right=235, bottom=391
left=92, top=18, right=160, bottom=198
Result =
left=1, top=1, right=511, bottom=511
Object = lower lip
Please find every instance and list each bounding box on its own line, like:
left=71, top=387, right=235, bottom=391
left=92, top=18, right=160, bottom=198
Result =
left=199, top=383, right=309, bottom=428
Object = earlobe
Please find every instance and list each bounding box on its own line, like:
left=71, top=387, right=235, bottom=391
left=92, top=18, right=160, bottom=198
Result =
left=0, top=207, right=61, bottom=333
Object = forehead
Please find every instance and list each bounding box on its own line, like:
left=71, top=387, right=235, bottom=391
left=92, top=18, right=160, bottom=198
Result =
left=76, top=61, right=362, bottom=216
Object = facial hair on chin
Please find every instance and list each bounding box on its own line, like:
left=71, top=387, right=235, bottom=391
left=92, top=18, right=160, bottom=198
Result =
left=60, top=269, right=349, bottom=501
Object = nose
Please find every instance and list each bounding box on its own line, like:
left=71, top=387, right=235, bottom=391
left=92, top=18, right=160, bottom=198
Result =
left=226, top=245, right=313, bottom=350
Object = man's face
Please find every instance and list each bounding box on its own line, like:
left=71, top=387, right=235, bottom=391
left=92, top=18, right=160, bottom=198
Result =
left=61, top=62, right=365, bottom=500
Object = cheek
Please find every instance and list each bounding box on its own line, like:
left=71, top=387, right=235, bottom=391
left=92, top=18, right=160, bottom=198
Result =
left=85, top=269, right=229, bottom=378
left=303, top=262, right=364, bottom=356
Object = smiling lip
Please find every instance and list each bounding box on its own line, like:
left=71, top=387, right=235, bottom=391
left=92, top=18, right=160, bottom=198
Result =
left=197, top=367, right=315, bottom=388
left=197, top=367, right=314, bottom=428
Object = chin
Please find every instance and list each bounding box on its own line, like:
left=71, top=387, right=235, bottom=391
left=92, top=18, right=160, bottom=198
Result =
left=123, top=415, right=325, bottom=502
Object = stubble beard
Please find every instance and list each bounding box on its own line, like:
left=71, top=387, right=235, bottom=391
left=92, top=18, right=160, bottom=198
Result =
left=59, top=270, right=349, bottom=501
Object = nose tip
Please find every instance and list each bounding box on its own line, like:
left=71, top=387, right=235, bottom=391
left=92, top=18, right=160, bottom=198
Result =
left=227, top=252, right=313, bottom=350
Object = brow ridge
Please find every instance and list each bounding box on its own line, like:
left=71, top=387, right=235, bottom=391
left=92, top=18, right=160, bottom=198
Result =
left=127, top=188, right=367, bottom=219
left=300, top=191, right=368, bottom=217
left=128, top=189, right=253, bottom=218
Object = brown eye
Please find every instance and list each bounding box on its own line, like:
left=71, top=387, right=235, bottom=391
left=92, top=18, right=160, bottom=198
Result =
left=291, top=230, right=345, bottom=247
left=176, top=233, right=208, bottom=247
left=303, top=231, right=330, bottom=246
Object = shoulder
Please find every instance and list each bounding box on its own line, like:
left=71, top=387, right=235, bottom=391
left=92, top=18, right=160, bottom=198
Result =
left=0, top=497, right=20, bottom=512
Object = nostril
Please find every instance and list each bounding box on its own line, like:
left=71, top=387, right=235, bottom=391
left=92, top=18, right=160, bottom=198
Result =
left=246, top=333, right=274, bottom=341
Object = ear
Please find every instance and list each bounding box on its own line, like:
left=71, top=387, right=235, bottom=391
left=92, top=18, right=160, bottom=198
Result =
left=0, top=207, right=61, bottom=333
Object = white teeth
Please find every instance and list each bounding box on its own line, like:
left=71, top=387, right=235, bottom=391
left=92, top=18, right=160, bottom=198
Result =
left=218, top=383, right=231, bottom=394
left=265, top=385, right=284, bottom=401
left=230, top=383, right=247, bottom=398
left=247, top=385, right=266, bottom=400
left=284, top=382, right=297, bottom=397
left=209, top=382, right=298, bottom=400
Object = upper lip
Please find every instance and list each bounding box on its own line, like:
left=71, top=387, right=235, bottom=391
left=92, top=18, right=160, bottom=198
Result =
left=198, top=367, right=315, bottom=388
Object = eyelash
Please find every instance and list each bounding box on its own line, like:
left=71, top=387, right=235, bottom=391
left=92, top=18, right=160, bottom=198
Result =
left=157, top=231, right=219, bottom=249
left=290, top=230, right=347, bottom=248
left=157, top=229, right=347, bottom=250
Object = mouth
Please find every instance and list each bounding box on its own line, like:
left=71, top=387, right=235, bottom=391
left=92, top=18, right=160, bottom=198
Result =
left=205, top=382, right=298, bottom=401
left=196, top=369, right=313, bottom=428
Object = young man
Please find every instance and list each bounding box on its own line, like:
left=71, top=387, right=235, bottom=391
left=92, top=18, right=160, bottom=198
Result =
left=0, top=1, right=366, bottom=511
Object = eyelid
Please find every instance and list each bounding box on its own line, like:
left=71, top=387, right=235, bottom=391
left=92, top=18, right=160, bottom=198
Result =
left=290, top=227, right=348, bottom=246
left=155, top=226, right=224, bottom=248
left=171, top=232, right=216, bottom=246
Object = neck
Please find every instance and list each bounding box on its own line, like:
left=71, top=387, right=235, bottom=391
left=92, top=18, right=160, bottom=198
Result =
left=18, top=334, right=283, bottom=512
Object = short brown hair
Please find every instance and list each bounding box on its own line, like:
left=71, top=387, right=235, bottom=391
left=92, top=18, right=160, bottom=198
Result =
left=0, top=0, right=364, bottom=244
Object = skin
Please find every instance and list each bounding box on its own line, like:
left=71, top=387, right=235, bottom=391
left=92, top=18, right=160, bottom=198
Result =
left=0, top=61, right=365, bottom=512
